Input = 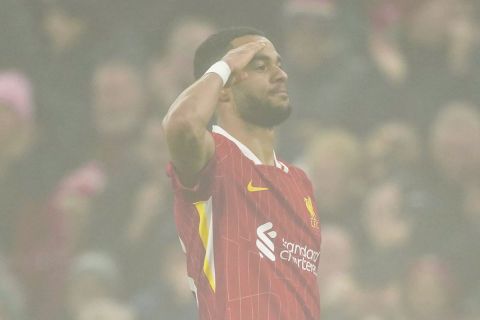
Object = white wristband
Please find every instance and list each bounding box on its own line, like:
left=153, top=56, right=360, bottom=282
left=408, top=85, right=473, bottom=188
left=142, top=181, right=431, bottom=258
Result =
left=204, top=60, right=231, bottom=86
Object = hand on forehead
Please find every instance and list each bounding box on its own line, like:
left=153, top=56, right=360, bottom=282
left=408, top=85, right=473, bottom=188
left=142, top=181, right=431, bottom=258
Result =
left=230, top=35, right=272, bottom=50
left=230, top=35, right=281, bottom=63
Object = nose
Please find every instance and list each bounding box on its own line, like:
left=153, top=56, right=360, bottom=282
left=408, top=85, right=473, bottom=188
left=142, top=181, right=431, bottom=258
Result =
left=272, top=65, right=288, bottom=82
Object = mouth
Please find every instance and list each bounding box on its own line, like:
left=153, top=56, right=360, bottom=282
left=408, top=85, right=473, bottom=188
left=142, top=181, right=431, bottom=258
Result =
left=269, top=87, right=288, bottom=95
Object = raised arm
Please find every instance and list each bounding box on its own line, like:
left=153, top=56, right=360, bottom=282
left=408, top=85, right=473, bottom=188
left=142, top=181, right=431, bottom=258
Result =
left=162, top=40, right=266, bottom=187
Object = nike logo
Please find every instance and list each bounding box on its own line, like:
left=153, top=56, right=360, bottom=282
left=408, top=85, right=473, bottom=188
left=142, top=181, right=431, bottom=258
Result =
left=247, top=180, right=269, bottom=192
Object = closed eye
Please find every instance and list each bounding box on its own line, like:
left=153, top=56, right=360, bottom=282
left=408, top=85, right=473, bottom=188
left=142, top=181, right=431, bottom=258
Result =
left=255, top=63, right=267, bottom=71
left=248, top=59, right=267, bottom=71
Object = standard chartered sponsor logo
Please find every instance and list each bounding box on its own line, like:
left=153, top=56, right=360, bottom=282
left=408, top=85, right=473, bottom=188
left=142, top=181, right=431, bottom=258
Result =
left=256, top=222, right=320, bottom=275
left=280, top=239, right=320, bottom=275
left=256, top=222, right=277, bottom=261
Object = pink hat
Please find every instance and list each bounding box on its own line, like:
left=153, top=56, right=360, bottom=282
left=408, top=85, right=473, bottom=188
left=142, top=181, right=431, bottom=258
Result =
left=0, top=71, right=34, bottom=121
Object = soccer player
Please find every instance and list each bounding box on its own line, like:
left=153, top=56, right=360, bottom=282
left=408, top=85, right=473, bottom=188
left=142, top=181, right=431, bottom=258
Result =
left=163, top=27, right=322, bottom=320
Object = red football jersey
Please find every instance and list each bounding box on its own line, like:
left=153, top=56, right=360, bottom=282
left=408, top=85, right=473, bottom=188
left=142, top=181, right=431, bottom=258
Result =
left=167, top=125, right=322, bottom=320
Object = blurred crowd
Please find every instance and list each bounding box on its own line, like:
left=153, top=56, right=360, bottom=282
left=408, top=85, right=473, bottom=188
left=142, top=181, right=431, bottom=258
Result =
left=1, top=0, right=479, bottom=319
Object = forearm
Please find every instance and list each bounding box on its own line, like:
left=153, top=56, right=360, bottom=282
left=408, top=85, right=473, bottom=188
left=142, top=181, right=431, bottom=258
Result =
left=163, top=73, right=223, bottom=133
left=161, top=73, right=222, bottom=183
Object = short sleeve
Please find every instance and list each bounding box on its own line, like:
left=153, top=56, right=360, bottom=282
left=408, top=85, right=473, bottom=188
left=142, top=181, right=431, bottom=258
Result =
left=166, top=154, right=216, bottom=202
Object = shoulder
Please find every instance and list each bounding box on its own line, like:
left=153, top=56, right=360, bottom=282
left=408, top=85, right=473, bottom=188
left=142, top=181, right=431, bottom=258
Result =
left=212, top=131, right=232, bottom=147
left=211, top=131, right=241, bottom=158
left=281, top=159, right=314, bottom=186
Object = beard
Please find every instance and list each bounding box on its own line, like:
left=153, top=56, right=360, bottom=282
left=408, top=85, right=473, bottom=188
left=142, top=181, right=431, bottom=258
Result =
left=235, top=94, right=292, bottom=128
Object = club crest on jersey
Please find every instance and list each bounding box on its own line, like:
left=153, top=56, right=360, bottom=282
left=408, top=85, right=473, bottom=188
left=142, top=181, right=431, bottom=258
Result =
left=304, top=196, right=319, bottom=229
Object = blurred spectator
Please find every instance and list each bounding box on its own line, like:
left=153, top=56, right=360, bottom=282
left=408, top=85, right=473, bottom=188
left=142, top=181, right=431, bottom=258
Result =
left=318, top=224, right=362, bottom=320
left=363, top=121, right=435, bottom=233
left=365, top=0, right=480, bottom=130
left=279, top=0, right=372, bottom=156
left=0, top=255, right=26, bottom=320
left=121, top=118, right=175, bottom=296
left=127, top=118, right=171, bottom=245
left=90, top=57, right=148, bottom=144
left=301, top=129, right=364, bottom=236
left=0, top=71, right=72, bottom=320
left=405, top=0, right=479, bottom=77
left=146, top=17, right=215, bottom=114
left=355, top=180, right=413, bottom=319
left=365, top=121, right=422, bottom=183
left=131, top=242, right=196, bottom=320
left=52, top=162, right=106, bottom=252
left=446, top=0, right=480, bottom=77
left=16, top=56, right=151, bottom=320
left=412, top=101, right=480, bottom=308
left=0, top=71, right=35, bottom=181
left=456, top=181, right=480, bottom=308
left=350, top=0, right=417, bottom=138
left=79, top=57, right=161, bottom=292
left=401, top=255, right=460, bottom=320
left=401, top=0, right=480, bottom=127
left=415, top=102, right=480, bottom=251
left=57, top=54, right=148, bottom=255
left=429, top=101, right=480, bottom=187
left=367, top=0, right=409, bottom=85
left=361, top=181, right=413, bottom=254
left=13, top=154, right=105, bottom=320
left=67, top=251, right=135, bottom=320
left=283, top=0, right=340, bottom=76
left=0, top=71, right=36, bottom=251
left=32, top=0, right=113, bottom=173
left=128, top=118, right=171, bottom=246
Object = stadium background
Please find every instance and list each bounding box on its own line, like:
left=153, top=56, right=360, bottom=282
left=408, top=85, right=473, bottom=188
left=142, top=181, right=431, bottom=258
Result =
left=1, top=0, right=480, bottom=319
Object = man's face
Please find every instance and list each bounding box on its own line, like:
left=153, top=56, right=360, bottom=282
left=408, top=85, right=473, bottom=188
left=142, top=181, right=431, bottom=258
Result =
left=430, top=105, right=480, bottom=183
left=92, top=63, right=146, bottom=139
left=229, top=35, right=291, bottom=128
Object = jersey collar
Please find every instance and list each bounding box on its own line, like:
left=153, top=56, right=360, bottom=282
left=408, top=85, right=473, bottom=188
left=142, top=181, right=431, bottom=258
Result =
left=212, top=125, right=281, bottom=168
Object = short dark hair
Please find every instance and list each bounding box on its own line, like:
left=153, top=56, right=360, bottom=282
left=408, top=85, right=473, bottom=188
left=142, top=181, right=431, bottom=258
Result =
left=193, top=27, right=265, bottom=79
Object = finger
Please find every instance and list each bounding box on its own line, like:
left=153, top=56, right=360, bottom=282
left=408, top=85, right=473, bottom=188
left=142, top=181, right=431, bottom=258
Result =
left=236, top=41, right=266, bottom=62
left=252, top=41, right=267, bottom=52
left=238, top=40, right=267, bottom=52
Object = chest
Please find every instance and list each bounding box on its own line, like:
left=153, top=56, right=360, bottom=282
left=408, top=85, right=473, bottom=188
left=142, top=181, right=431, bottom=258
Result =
left=215, top=160, right=320, bottom=248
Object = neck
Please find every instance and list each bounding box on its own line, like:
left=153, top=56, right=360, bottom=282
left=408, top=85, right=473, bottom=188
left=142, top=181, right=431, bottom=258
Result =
left=218, top=120, right=276, bottom=166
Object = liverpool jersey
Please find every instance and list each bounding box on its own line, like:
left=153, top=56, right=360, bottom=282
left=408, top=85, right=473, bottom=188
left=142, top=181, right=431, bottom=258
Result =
left=167, top=125, right=322, bottom=320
